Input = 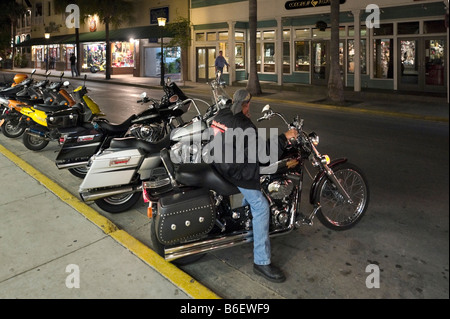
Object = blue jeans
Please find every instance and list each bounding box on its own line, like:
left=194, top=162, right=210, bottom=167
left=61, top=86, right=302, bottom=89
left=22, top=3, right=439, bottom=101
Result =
left=238, top=187, right=271, bottom=265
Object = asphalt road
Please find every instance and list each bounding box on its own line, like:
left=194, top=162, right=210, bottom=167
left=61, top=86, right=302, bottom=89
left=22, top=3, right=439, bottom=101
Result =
left=1, top=77, right=448, bottom=299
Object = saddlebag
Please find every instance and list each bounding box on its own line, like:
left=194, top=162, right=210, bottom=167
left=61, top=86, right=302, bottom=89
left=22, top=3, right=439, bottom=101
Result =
left=156, top=188, right=216, bottom=245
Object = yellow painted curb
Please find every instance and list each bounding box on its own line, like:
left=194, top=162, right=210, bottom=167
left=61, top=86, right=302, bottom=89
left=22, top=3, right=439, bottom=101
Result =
left=0, top=144, right=221, bottom=299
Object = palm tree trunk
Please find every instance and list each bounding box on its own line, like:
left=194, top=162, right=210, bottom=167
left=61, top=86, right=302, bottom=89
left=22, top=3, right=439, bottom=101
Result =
left=105, top=20, right=111, bottom=79
left=327, top=0, right=344, bottom=103
left=246, top=0, right=262, bottom=96
left=76, top=27, right=81, bottom=75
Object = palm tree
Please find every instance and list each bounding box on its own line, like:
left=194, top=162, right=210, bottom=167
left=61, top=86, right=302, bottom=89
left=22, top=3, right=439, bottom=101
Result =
left=85, top=0, right=134, bottom=79
left=327, top=0, right=344, bottom=104
left=0, top=0, right=26, bottom=70
left=246, top=0, right=262, bottom=96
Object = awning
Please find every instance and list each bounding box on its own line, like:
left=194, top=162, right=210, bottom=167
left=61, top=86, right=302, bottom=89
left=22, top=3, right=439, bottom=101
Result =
left=16, top=25, right=176, bottom=47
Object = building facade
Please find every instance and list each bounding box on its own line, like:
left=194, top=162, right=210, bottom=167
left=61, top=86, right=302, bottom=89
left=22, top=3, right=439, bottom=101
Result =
left=14, top=0, right=189, bottom=77
left=190, top=0, right=448, bottom=95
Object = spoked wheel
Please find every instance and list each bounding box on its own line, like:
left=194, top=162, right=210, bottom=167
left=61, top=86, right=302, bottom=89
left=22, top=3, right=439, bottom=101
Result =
left=316, top=162, right=369, bottom=231
left=68, top=166, right=89, bottom=179
left=1, top=118, right=25, bottom=138
left=22, top=131, right=49, bottom=151
left=94, top=191, right=141, bottom=214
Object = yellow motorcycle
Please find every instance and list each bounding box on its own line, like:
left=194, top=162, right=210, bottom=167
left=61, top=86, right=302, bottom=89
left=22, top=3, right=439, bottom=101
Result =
left=21, top=75, right=104, bottom=151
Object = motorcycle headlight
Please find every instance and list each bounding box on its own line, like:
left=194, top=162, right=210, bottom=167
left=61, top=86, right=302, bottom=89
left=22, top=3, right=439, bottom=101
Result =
left=309, top=132, right=319, bottom=146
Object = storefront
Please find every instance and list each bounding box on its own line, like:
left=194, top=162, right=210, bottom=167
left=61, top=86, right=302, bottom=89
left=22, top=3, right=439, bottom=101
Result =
left=190, top=0, right=448, bottom=94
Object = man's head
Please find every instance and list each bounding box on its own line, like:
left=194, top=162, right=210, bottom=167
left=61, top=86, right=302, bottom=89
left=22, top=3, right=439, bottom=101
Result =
left=219, top=50, right=223, bottom=56
left=231, top=89, right=252, bottom=117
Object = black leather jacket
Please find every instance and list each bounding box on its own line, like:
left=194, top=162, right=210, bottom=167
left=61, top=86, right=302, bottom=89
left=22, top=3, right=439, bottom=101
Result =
left=210, top=108, right=288, bottom=190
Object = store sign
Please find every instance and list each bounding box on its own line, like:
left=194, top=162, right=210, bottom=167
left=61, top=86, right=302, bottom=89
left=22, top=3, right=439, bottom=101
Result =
left=285, top=0, right=346, bottom=10
left=150, top=7, right=169, bottom=25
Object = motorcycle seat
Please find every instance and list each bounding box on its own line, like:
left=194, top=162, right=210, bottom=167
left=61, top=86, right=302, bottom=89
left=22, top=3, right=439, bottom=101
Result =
left=175, top=163, right=239, bottom=196
left=109, top=134, right=171, bottom=154
left=33, top=104, right=68, bottom=112
left=96, top=114, right=137, bottom=134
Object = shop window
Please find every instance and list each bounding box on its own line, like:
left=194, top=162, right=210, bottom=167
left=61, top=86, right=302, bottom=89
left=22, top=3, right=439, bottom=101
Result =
left=235, top=43, right=245, bottom=70
left=84, top=43, right=106, bottom=69
left=313, top=27, right=331, bottom=38
left=283, top=30, right=291, bottom=41
left=398, top=22, right=419, bottom=35
left=219, top=32, right=228, bottom=41
left=373, top=23, right=393, bottom=36
left=424, top=20, right=446, bottom=34
left=283, top=42, right=290, bottom=74
left=235, top=32, right=244, bottom=41
left=207, top=32, right=216, bottom=41
left=373, top=39, right=393, bottom=79
left=196, top=33, right=205, bottom=41
left=348, top=26, right=367, bottom=37
left=263, top=43, right=275, bottom=72
left=295, top=41, right=310, bottom=72
left=347, top=39, right=367, bottom=74
left=339, top=26, right=346, bottom=37
left=111, top=42, right=134, bottom=67
left=263, top=31, right=275, bottom=40
left=295, top=29, right=310, bottom=39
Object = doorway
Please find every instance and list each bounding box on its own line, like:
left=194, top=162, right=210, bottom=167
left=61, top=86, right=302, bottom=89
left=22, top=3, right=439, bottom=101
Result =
left=312, top=41, right=329, bottom=85
left=196, top=47, right=216, bottom=82
left=398, top=38, right=446, bottom=92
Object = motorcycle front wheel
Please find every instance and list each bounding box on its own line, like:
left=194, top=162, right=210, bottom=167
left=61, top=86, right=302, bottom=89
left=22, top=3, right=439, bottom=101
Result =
left=94, top=191, right=141, bottom=213
left=1, top=119, right=25, bottom=138
left=22, top=131, right=49, bottom=151
left=315, top=162, right=369, bottom=231
left=68, top=166, right=89, bottom=179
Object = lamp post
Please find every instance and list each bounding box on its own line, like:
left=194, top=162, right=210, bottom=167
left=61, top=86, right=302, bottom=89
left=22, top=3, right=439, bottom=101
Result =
left=44, top=32, right=50, bottom=72
left=157, top=17, right=166, bottom=86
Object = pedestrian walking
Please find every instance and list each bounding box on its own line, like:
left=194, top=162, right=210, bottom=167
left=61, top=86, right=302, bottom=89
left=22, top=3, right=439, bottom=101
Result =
left=70, top=53, right=79, bottom=77
left=215, top=50, right=229, bottom=83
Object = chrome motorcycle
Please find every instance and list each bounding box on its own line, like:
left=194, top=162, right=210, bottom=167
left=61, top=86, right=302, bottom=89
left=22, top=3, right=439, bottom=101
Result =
left=144, top=105, right=370, bottom=262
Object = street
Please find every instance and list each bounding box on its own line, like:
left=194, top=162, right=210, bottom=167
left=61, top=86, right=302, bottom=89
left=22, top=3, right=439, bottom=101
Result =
left=0, top=75, right=448, bottom=299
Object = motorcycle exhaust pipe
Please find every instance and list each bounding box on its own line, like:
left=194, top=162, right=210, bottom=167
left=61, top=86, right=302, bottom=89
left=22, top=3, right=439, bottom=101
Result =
left=164, top=231, right=254, bottom=262
left=164, top=225, right=294, bottom=262
left=80, top=185, right=142, bottom=202
left=56, top=161, right=89, bottom=169
left=27, top=128, right=48, bottom=139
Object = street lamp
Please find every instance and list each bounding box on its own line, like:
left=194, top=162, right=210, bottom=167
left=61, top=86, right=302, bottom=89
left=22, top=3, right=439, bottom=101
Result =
left=44, top=32, right=50, bottom=72
left=157, top=17, right=166, bottom=86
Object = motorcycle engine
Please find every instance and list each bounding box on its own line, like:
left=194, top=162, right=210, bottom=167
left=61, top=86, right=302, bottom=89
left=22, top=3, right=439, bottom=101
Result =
left=128, top=123, right=165, bottom=142
left=266, top=178, right=295, bottom=229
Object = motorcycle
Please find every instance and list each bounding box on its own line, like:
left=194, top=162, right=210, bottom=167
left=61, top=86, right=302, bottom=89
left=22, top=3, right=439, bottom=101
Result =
left=77, top=80, right=225, bottom=214
left=90, top=60, right=105, bottom=73
left=20, top=75, right=101, bottom=151
left=0, top=69, right=44, bottom=138
left=55, top=80, right=190, bottom=179
left=143, top=105, right=370, bottom=263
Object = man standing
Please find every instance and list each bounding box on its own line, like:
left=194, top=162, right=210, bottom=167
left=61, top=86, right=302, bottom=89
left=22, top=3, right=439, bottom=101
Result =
left=70, top=53, right=79, bottom=77
left=214, top=50, right=229, bottom=83
left=210, top=89, right=298, bottom=283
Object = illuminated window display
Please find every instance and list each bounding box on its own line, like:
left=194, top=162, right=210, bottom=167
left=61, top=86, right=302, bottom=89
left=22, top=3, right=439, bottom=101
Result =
left=83, top=43, right=106, bottom=69
left=112, top=41, right=135, bottom=67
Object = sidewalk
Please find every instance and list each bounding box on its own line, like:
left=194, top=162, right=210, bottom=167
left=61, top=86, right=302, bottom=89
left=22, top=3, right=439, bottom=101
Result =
left=2, top=67, right=449, bottom=122
left=0, top=144, right=219, bottom=299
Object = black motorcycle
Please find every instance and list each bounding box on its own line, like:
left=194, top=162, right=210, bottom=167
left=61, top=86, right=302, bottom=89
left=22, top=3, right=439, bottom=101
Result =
left=144, top=105, right=370, bottom=263
left=55, top=81, right=190, bottom=178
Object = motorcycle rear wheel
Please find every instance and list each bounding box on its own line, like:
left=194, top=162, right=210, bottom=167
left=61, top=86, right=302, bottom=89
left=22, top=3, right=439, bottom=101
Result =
left=94, top=191, right=141, bottom=214
left=316, top=162, right=369, bottom=231
left=22, top=131, right=49, bottom=151
left=1, top=119, right=25, bottom=138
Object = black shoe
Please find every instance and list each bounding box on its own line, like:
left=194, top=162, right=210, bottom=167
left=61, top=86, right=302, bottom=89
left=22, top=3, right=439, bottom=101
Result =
left=253, top=263, right=286, bottom=283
